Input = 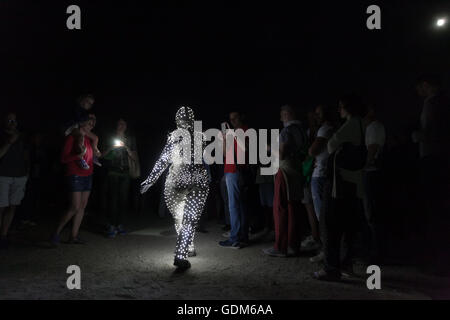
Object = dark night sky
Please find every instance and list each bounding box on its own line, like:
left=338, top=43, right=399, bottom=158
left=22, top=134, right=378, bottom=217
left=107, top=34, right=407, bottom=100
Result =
left=1, top=0, right=450, bottom=165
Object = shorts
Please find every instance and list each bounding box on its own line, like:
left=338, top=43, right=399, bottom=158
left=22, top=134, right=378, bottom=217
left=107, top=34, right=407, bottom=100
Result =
left=259, top=183, right=274, bottom=207
left=66, top=175, right=93, bottom=192
left=0, top=176, right=28, bottom=208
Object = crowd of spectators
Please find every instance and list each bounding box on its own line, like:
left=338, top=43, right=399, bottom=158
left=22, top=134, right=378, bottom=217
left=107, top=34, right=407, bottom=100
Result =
left=1, top=74, right=448, bottom=279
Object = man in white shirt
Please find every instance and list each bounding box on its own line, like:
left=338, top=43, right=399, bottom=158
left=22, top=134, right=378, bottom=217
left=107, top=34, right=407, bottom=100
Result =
left=363, top=105, right=386, bottom=264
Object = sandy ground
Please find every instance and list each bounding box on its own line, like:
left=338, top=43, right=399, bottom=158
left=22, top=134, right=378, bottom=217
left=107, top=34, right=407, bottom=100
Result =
left=0, top=214, right=449, bottom=300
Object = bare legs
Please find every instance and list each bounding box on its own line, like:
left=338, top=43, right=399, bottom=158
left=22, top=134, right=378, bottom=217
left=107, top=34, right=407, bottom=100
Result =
left=85, top=131, right=100, bottom=157
left=54, top=191, right=90, bottom=239
left=0, top=206, right=16, bottom=238
left=71, top=191, right=90, bottom=239
left=305, top=203, right=320, bottom=243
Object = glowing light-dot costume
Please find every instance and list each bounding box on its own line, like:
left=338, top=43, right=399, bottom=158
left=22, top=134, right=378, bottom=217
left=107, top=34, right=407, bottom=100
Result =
left=141, top=106, right=210, bottom=262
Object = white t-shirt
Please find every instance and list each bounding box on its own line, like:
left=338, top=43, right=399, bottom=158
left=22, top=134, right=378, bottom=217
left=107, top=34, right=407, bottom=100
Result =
left=312, top=123, right=333, bottom=178
left=365, top=120, right=386, bottom=171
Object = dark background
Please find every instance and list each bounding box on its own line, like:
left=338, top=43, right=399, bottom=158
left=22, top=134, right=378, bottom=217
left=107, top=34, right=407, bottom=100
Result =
left=1, top=0, right=450, bottom=172
left=1, top=1, right=449, bottom=293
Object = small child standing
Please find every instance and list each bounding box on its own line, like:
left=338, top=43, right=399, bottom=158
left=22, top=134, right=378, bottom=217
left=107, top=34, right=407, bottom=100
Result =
left=64, top=94, right=101, bottom=169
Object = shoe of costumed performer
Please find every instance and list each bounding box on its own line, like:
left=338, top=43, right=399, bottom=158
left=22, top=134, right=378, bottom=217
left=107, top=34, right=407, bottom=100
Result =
left=140, top=106, right=210, bottom=270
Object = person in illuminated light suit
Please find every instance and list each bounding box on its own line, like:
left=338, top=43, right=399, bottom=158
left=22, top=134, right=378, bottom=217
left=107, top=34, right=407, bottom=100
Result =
left=140, top=106, right=210, bottom=270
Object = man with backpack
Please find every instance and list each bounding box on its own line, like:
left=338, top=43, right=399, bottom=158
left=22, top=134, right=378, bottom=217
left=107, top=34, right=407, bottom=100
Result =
left=263, top=104, right=307, bottom=257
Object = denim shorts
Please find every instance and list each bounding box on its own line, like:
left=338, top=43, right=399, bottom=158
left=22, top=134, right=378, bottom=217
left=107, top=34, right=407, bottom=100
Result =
left=66, top=175, right=93, bottom=192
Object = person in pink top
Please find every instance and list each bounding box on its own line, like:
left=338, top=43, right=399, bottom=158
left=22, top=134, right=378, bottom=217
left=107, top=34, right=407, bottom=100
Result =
left=51, top=117, right=95, bottom=245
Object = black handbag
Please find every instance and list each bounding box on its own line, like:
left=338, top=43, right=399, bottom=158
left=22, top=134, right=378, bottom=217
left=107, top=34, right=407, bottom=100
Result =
left=335, top=119, right=367, bottom=171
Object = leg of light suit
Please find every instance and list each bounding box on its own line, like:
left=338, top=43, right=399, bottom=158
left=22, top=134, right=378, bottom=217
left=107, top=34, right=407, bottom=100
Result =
left=164, top=184, right=187, bottom=236
left=174, top=187, right=209, bottom=260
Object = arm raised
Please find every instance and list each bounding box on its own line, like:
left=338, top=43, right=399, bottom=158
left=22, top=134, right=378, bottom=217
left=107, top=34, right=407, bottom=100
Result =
left=140, top=134, right=174, bottom=194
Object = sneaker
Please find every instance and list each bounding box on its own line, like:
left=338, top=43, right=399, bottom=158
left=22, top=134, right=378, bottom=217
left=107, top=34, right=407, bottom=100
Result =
left=174, top=258, right=191, bottom=270
left=67, top=237, right=86, bottom=245
left=310, top=251, right=325, bottom=263
left=64, top=124, right=78, bottom=136
left=262, top=247, right=287, bottom=257
left=218, top=239, right=241, bottom=249
left=94, top=148, right=102, bottom=158
left=78, top=159, right=90, bottom=170
left=116, top=225, right=127, bottom=236
left=106, top=225, right=117, bottom=238
left=93, top=156, right=102, bottom=167
left=222, top=231, right=231, bottom=238
left=301, top=235, right=314, bottom=247
left=188, top=249, right=197, bottom=257
left=300, top=236, right=320, bottom=252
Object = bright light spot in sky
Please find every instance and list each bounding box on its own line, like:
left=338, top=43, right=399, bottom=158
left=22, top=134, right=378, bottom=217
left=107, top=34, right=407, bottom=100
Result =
left=436, top=18, right=446, bottom=27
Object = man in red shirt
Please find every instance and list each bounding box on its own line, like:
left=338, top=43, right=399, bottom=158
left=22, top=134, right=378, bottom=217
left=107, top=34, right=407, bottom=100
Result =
left=219, top=111, right=250, bottom=249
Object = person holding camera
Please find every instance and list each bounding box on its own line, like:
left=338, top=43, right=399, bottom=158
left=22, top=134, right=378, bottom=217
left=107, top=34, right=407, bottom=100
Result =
left=101, top=118, right=139, bottom=238
left=219, top=111, right=251, bottom=249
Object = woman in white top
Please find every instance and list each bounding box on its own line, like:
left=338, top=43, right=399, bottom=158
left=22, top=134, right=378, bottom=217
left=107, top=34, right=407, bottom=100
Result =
left=313, top=94, right=365, bottom=281
left=308, top=105, right=336, bottom=263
